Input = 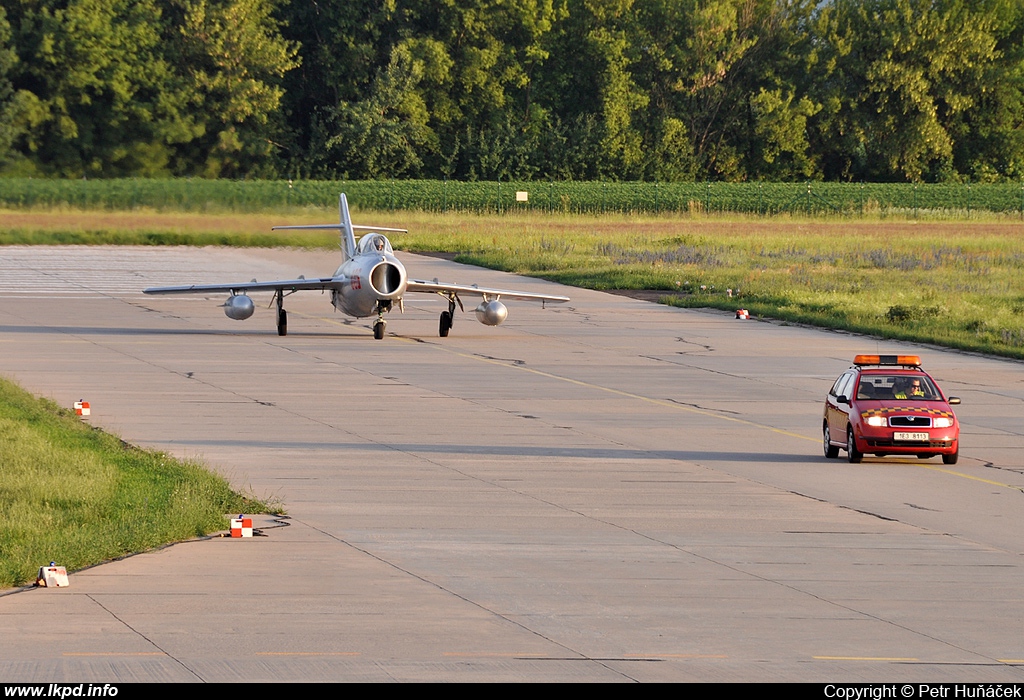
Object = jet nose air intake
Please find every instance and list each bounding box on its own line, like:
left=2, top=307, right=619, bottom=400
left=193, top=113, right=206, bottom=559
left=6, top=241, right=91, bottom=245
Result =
left=370, top=261, right=405, bottom=297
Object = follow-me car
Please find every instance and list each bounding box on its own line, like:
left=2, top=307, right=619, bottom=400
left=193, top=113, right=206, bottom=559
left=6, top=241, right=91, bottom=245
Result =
left=144, top=194, right=569, bottom=339
left=823, top=355, right=961, bottom=464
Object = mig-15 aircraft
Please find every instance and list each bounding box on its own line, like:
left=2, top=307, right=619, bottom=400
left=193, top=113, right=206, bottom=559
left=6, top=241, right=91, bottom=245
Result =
left=144, top=194, right=570, bottom=339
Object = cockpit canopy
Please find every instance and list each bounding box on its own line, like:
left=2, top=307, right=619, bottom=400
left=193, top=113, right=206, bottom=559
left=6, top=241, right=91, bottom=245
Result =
left=357, top=233, right=393, bottom=255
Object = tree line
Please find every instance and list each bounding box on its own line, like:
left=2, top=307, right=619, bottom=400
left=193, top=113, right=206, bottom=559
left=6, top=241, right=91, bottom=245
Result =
left=1, top=0, right=1021, bottom=183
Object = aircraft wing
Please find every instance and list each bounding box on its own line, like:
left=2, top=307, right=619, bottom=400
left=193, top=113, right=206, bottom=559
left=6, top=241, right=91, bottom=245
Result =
left=406, top=279, right=570, bottom=303
left=144, top=278, right=342, bottom=295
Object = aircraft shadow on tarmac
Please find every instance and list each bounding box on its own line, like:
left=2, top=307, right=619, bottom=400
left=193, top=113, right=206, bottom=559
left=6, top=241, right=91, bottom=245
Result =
left=165, top=439, right=823, bottom=463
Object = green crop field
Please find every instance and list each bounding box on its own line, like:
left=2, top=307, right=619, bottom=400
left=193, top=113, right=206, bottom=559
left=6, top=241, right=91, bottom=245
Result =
left=2, top=178, right=1024, bottom=218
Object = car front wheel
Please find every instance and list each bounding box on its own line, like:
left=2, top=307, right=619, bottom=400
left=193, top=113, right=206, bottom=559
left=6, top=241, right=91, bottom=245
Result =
left=847, top=427, right=863, bottom=463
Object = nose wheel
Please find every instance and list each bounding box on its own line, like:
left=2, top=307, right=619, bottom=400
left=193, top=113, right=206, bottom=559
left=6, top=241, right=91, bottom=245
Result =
left=372, top=300, right=392, bottom=340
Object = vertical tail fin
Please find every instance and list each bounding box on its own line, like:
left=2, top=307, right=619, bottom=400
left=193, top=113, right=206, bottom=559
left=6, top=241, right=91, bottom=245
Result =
left=339, top=194, right=357, bottom=260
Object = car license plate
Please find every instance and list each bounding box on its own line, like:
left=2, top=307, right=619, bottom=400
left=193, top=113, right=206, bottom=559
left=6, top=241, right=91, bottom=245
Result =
left=894, top=432, right=929, bottom=442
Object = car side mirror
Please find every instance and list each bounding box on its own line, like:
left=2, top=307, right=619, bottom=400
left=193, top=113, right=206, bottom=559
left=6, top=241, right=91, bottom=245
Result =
left=948, top=397, right=961, bottom=405
left=836, top=395, right=850, bottom=405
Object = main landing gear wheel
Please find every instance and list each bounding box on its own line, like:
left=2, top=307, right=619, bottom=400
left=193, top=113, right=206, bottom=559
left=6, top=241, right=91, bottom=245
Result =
left=847, top=427, right=863, bottom=463
left=823, top=423, right=839, bottom=459
left=373, top=320, right=386, bottom=340
left=274, top=290, right=287, bottom=336
left=440, top=295, right=459, bottom=338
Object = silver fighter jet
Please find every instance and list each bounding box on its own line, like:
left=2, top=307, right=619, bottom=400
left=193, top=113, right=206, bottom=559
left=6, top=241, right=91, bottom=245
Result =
left=144, top=194, right=570, bottom=340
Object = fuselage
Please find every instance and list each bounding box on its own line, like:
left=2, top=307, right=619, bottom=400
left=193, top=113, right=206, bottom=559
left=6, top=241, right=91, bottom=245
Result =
left=330, top=235, right=407, bottom=318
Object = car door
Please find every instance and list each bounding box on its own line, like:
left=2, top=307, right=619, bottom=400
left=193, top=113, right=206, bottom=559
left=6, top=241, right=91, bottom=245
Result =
left=826, top=371, right=857, bottom=442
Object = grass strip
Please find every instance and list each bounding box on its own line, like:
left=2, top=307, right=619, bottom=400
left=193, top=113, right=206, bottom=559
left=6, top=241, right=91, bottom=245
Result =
left=0, top=376, right=267, bottom=588
left=395, top=215, right=1024, bottom=361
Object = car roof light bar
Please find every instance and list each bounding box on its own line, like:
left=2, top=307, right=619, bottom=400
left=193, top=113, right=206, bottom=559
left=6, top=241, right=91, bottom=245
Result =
left=853, top=354, right=922, bottom=367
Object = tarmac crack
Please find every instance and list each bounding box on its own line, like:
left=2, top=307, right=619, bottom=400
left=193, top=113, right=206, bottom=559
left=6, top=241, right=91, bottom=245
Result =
left=454, top=458, right=1018, bottom=669
left=673, top=336, right=714, bottom=353
left=293, top=518, right=640, bottom=683
left=664, top=397, right=742, bottom=415
left=84, top=594, right=205, bottom=682
left=473, top=353, right=526, bottom=366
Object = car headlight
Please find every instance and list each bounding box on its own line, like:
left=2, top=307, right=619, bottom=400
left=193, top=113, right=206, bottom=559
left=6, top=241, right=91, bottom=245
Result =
left=933, top=417, right=953, bottom=428
left=866, top=416, right=887, bottom=427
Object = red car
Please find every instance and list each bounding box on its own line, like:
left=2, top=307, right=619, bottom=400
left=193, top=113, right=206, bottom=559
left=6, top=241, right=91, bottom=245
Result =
left=823, top=355, right=961, bottom=464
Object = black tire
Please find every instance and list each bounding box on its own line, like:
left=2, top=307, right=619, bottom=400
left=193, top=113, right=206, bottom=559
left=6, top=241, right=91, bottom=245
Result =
left=847, top=427, right=863, bottom=463
left=373, top=321, right=385, bottom=340
left=823, top=423, right=839, bottom=459
left=277, top=309, right=288, bottom=336
left=942, top=449, right=959, bottom=465
left=439, top=311, right=452, bottom=337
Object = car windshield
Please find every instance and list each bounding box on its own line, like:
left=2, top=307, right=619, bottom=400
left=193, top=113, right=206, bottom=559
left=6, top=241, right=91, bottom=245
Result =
left=856, top=374, right=940, bottom=400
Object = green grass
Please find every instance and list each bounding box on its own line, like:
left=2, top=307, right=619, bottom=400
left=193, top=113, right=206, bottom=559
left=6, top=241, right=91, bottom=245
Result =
left=0, top=227, right=332, bottom=247
left=385, top=213, right=1024, bottom=360
left=0, top=209, right=340, bottom=248
left=0, top=376, right=268, bottom=588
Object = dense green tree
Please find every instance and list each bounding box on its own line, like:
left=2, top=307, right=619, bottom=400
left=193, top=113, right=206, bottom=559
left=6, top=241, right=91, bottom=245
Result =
left=2, top=0, right=298, bottom=178
left=739, top=0, right=821, bottom=180
left=810, top=0, right=1017, bottom=181
left=278, top=0, right=561, bottom=179
left=162, top=0, right=300, bottom=177
left=320, top=44, right=434, bottom=179
left=533, top=0, right=648, bottom=179
left=620, top=0, right=820, bottom=181
left=3, top=0, right=1023, bottom=182
left=944, top=0, right=1024, bottom=180
left=670, top=0, right=760, bottom=177
left=0, top=7, right=21, bottom=166
left=4, top=0, right=198, bottom=177
left=422, top=0, right=560, bottom=179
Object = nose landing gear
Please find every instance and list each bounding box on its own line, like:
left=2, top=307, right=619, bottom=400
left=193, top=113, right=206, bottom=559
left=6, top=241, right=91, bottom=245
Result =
left=373, top=300, right=391, bottom=340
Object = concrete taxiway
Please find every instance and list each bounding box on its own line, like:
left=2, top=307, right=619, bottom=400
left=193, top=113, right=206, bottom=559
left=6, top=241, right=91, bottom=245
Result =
left=0, top=245, right=1022, bottom=682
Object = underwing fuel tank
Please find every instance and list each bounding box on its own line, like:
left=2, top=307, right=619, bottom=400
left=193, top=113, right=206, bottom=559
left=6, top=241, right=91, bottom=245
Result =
left=475, top=300, right=508, bottom=326
left=223, top=294, right=255, bottom=320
